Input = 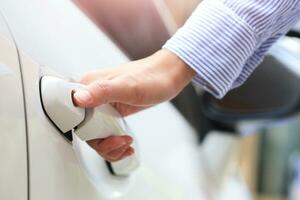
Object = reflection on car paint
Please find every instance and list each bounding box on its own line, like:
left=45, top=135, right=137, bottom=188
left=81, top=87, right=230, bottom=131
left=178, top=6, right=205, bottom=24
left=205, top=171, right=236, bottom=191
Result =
left=0, top=63, right=13, bottom=76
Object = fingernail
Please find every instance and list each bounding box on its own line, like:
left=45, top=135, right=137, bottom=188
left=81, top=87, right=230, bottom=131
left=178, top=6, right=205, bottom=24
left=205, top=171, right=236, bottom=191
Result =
left=74, top=90, right=93, bottom=105
left=126, top=148, right=134, bottom=156
left=124, top=136, right=133, bottom=144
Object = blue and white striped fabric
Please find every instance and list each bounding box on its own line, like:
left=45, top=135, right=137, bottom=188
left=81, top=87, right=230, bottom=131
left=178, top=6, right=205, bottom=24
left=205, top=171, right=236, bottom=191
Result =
left=163, top=0, right=300, bottom=98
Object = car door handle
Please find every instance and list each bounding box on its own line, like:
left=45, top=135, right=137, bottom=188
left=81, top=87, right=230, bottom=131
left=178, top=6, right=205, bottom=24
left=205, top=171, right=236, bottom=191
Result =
left=40, top=76, right=139, bottom=176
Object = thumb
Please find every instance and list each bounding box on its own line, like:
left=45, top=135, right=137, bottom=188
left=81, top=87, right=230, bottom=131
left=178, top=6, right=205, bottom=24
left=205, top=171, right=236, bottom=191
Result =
left=73, top=80, right=135, bottom=108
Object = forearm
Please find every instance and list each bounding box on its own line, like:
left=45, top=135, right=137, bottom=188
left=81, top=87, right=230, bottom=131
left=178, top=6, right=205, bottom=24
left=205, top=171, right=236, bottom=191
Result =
left=163, top=0, right=300, bottom=98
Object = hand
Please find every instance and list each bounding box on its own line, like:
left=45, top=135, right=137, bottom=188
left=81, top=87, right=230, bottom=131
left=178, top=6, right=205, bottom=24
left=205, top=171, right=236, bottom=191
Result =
left=73, top=49, right=195, bottom=161
left=87, top=136, right=134, bottom=162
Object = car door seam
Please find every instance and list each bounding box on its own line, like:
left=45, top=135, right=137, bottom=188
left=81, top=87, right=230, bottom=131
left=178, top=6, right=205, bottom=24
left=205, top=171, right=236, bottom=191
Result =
left=0, top=11, right=30, bottom=200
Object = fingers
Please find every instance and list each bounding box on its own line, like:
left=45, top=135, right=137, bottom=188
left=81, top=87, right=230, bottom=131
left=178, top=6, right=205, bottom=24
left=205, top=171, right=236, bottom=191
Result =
left=73, top=78, right=139, bottom=108
left=96, top=135, right=133, bottom=154
left=79, top=69, right=115, bottom=85
left=111, top=102, right=151, bottom=117
left=114, top=147, right=135, bottom=161
left=106, top=146, right=134, bottom=162
left=87, top=135, right=134, bottom=162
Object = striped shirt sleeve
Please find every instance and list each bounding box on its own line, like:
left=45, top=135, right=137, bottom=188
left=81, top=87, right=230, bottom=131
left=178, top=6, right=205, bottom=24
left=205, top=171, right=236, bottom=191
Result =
left=163, top=0, right=300, bottom=98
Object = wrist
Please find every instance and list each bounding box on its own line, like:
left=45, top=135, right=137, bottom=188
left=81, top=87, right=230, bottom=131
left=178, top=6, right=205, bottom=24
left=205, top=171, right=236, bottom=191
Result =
left=152, top=49, right=196, bottom=91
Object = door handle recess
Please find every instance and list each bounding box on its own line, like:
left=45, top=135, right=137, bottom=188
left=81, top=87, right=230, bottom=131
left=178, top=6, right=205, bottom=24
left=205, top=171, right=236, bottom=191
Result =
left=40, top=76, right=139, bottom=176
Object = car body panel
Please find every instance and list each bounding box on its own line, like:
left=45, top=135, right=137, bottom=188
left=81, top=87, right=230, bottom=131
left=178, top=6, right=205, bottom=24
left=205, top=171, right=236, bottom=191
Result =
left=0, top=13, right=28, bottom=200
left=0, top=0, right=128, bottom=79
left=0, top=0, right=205, bottom=199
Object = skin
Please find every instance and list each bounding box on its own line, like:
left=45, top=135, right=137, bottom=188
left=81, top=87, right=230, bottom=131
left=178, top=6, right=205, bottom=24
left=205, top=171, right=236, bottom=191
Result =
left=73, top=49, right=195, bottom=162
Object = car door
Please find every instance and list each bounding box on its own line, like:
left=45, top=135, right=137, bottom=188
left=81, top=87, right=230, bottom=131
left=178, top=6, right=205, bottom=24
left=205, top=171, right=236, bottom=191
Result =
left=0, top=12, right=28, bottom=200
left=0, top=0, right=204, bottom=199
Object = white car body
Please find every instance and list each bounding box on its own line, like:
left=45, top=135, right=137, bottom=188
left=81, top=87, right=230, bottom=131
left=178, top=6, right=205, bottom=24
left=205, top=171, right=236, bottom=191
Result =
left=0, top=0, right=258, bottom=199
left=0, top=0, right=206, bottom=199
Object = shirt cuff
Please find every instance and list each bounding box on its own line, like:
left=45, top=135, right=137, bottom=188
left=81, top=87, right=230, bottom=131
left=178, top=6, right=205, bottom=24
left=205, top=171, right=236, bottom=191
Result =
left=163, top=0, right=257, bottom=98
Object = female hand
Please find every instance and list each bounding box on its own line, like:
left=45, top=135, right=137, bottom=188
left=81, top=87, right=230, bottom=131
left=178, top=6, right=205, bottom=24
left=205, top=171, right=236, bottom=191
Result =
left=73, top=49, right=195, bottom=162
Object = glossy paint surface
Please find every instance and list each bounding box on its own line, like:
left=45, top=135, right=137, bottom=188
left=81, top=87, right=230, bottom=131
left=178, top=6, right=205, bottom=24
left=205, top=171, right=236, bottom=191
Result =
left=0, top=0, right=205, bottom=199
left=0, top=13, right=27, bottom=200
